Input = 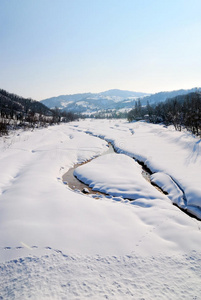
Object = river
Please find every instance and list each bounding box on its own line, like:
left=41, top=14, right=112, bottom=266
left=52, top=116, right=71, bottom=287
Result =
left=62, top=142, right=153, bottom=198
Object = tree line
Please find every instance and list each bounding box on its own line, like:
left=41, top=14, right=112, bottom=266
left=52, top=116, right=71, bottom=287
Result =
left=128, top=92, right=201, bottom=136
left=0, top=89, right=79, bottom=136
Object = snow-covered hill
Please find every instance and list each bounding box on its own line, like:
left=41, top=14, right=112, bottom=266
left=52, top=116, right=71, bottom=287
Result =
left=142, top=87, right=201, bottom=105
left=40, top=87, right=201, bottom=115
left=40, top=89, right=148, bottom=114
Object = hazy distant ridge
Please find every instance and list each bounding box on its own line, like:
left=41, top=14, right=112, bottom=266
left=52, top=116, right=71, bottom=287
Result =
left=41, top=89, right=147, bottom=106
left=40, top=87, right=201, bottom=115
left=142, top=87, right=201, bottom=105
left=40, top=89, right=148, bottom=114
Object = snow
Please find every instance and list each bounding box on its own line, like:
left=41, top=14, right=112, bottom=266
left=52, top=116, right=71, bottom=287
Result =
left=1, top=247, right=201, bottom=300
left=72, top=120, right=201, bottom=218
left=74, top=153, right=168, bottom=201
left=151, top=172, right=185, bottom=207
left=76, top=101, right=89, bottom=107
left=61, top=101, right=73, bottom=107
left=0, top=121, right=201, bottom=299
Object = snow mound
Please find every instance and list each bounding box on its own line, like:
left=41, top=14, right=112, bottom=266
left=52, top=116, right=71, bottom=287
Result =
left=151, top=172, right=185, bottom=207
left=74, top=153, right=168, bottom=201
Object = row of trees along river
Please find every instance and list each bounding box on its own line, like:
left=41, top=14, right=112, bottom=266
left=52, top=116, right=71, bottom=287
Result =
left=128, top=92, right=201, bottom=136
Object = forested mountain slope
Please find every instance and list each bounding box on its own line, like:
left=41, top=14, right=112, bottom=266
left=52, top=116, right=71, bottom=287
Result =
left=0, top=89, right=52, bottom=119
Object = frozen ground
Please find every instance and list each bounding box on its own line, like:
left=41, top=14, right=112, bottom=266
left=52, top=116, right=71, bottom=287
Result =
left=0, top=120, right=201, bottom=299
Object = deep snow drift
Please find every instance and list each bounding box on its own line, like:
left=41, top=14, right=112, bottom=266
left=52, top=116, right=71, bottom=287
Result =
left=0, top=120, right=201, bottom=299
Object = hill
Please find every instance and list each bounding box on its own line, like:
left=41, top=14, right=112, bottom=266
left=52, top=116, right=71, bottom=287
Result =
left=141, top=87, right=201, bottom=105
left=41, top=88, right=201, bottom=115
left=40, top=89, right=148, bottom=114
left=0, top=89, right=52, bottom=119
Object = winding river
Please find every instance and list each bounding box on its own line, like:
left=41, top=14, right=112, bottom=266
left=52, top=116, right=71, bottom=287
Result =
left=62, top=142, right=153, bottom=198
left=62, top=137, right=201, bottom=221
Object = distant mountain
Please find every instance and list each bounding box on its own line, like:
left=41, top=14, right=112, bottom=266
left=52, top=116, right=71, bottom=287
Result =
left=40, top=89, right=149, bottom=114
left=40, top=87, right=201, bottom=116
left=97, top=89, right=147, bottom=100
left=141, top=87, right=201, bottom=106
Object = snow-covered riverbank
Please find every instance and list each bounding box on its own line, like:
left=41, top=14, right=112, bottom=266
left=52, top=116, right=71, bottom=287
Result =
left=0, top=120, right=201, bottom=299
left=72, top=119, right=201, bottom=219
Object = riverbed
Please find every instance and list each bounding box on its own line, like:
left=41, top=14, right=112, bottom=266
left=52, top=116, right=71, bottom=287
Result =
left=62, top=143, right=114, bottom=197
left=62, top=142, right=155, bottom=198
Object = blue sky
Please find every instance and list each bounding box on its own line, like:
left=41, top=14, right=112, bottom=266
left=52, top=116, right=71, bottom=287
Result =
left=1, top=0, right=201, bottom=100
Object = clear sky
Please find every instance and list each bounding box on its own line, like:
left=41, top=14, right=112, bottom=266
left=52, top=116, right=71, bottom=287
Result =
left=1, top=0, right=201, bottom=100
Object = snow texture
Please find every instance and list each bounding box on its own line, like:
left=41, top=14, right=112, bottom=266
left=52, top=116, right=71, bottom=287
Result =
left=0, top=120, right=201, bottom=299
left=0, top=247, right=201, bottom=300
